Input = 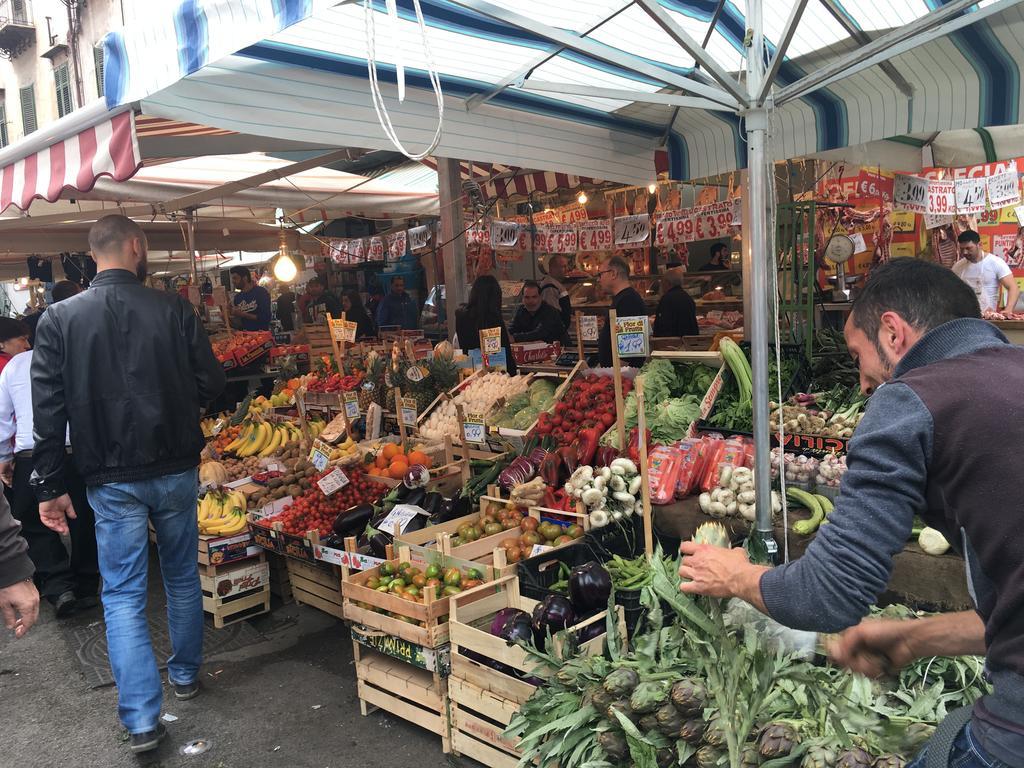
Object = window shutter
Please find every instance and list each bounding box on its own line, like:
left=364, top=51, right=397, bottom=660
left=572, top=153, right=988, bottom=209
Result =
left=0, top=105, right=8, bottom=149
left=55, top=63, right=74, bottom=118
left=19, top=85, right=36, bottom=135
left=94, top=45, right=105, bottom=97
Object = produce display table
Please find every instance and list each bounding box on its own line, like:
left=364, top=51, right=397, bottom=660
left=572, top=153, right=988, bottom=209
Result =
left=652, top=497, right=971, bottom=611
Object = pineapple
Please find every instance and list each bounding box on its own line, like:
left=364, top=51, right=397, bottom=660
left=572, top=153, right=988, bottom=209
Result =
left=692, top=521, right=732, bottom=549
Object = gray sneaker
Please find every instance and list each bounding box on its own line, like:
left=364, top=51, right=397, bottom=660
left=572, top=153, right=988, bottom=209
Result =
left=129, top=722, right=167, bottom=754
left=173, top=680, right=200, bottom=701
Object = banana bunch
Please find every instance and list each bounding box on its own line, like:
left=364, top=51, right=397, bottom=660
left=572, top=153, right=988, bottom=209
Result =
left=308, top=418, right=326, bottom=439
left=200, top=417, right=224, bottom=438
left=224, top=420, right=305, bottom=458
left=330, top=434, right=358, bottom=460
left=198, top=489, right=247, bottom=535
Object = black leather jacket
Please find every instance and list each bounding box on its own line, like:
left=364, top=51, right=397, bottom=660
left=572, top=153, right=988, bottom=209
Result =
left=30, top=270, right=226, bottom=500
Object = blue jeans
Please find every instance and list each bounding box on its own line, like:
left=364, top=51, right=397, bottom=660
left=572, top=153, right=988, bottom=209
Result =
left=908, top=722, right=1011, bottom=768
left=88, top=469, right=202, bottom=733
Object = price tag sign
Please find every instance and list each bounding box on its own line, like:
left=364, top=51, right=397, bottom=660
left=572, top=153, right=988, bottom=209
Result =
left=579, top=220, right=613, bottom=252
left=408, top=225, right=430, bottom=252
left=848, top=233, right=868, bottom=254
left=388, top=230, right=407, bottom=259
left=343, top=391, right=360, bottom=419
left=378, top=504, right=425, bottom=535
left=479, top=326, right=502, bottom=356
left=614, top=315, right=650, bottom=358
left=894, top=173, right=928, bottom=213
left=330, top=319, right=357, bottom=343
left=490, top=220, right=521, bottom=248
left=317, top=467, right=350, bottom=496
left=955, top=177, right=987, bottom=214
left=309, top=440, right=332, bottom=472
left=653, top=211, right=692, bottom=246
left=253, top=495, right=293, bottom=521
left=406, top=366, right=427, bottom=383
left=613, top=214, right=650, bottom=245
left=579, top=315, right=599, bottom=342
left=689, top=201, right=735, bottom=241
left=926, top=180, right=955, bottom=215
left=923, top=212, right=954, bottom=230
left=463, top=412, right=486, bottom=444
left=336, top=549, right=385, bottom=571
left=988, top=170, right=1021, bottom=208
left=535, top=224, right=578, bottom=253
left=529, top=544, right=554, bottom=557
left=400, top=396, right=418, bottom=427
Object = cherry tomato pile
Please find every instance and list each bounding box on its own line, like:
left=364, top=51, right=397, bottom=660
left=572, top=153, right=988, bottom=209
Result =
left=259, top=469, right=386, bottom=538
left=534, top=374, right=631, bottom=445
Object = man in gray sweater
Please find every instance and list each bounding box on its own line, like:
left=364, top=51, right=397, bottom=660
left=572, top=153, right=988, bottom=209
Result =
left=0, top=493, right=38, bottom=638
left=680, top=259, right=1024, bottom=767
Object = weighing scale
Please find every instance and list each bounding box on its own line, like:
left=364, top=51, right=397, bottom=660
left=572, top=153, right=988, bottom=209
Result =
left=823, top=234, right=861, bottom=302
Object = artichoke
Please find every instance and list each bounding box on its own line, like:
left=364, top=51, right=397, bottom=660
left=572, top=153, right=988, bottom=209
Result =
left=597, top=730, right=627, bottom=761
left=703, top=713, right=727, bottom=748
left=591, top=687, right=615, bottom=715
left=670, top=677, right=707, bottom=717
left=655, top=703, right=684, bottom=738
left=692, top=521, right=731, bottom=548
left=603, top=667, right=641, bottom=698
left=696, top=745, right=724, bottom=768
left=630, top=681, right=669, bottom=715
left=802, top=744, right=838, bottom=768
left=608, top=699, right=640, bottom=725
left=656, top=747, right=676, bottom=768
left=836, top=748, right=875, bottom=768
left=640, top=713, right=660, bottom=733
left=679, top=717, right=705, bottom=745
left=902, top=723, right=934, bottom=753
left=758, top=723, right=799, bottom=759
left=740, top=743, right=762, bottom=768
left=872, top=756, right=906, bottom=768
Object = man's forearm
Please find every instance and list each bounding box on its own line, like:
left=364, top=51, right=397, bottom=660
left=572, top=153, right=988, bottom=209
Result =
left=906, top=611, right=986, bottom=658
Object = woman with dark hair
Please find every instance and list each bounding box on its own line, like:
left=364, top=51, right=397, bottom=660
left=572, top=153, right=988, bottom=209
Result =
left=0, top=319, right=30, bottom=376
left=455, top=275, right=516, bottom=374
left=341, top=290, right=377, bottom=339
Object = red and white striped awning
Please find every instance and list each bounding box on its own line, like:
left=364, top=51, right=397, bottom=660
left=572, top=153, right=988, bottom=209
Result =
left=0, top=110, right=141, bottom=214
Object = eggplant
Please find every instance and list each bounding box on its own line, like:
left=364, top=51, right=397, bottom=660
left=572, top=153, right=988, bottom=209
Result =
left=404, top=512, right=428, bottom=534
left=492, top=609, right=534, bottom=647
left=576, top=619, right=606, bottom=644
left=368, top=530, right=393, bottom=558
left=531, top=594, right=576, bottom=649
left=568, top=562, right=612, bottom=613
left=490, top=607, right=525, bottom=636
left=403, top=487, right=427, bottom=509
left=333, top=503, right=375, bottom=537
left=421, top=492, right=444, bottom=520
left=393, top=483, right=412, bottom=502
left=434, top=495, right=470, bottom=524
left=428, top=499, right=454, bottom=526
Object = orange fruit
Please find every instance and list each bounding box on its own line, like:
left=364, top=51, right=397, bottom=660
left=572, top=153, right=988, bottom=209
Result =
left=389, top=460, right=409, bottom=479
left=407, top=450, right=432, bottom=469
left=374, top=453, right=389, bottom=469
left=382, top=443, right=400, bottom=461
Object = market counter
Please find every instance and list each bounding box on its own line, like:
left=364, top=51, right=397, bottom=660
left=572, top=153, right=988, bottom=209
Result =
left=652, top=498, right=971, bottom=612
left=990, top=319, right=1024, bottom=345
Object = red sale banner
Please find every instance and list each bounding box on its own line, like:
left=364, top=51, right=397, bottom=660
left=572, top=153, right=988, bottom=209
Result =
left=578, top=220, right=613, bottom=252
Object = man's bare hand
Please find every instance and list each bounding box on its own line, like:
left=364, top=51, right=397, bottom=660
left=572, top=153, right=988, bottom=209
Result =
left=828, top=619, right=917, bottom=677
left=0, top=461, right=13, bottom=487
left=0, top=579, right=39, bottom=638
left=679, top=542, right=768, bottom=610
left=38, top=494, right=76, bottom=535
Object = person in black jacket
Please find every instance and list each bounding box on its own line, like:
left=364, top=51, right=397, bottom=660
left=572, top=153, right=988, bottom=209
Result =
left=342, top=290, right=377, bottom=339
left=454, top=275, right=516, bottom=374
left=598, top=257, right=648, bottom=367
left=510, top=280, right=570, bottom=345
left=653, top=268, right=699, bottom=339
left=30, top=215, right=226, bottom=755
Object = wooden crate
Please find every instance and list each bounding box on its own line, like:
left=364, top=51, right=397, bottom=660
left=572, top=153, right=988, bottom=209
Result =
left=286, top=558, right=344, bottom=619
left=447, top=575, right=620, bottom=766
left=198, top=530, right=262, bottom=575
left=353, top=643, right=450, bottom=751
left=266, top=552, right=293, bottom=603
left=200, top=558, right=271, bottom=628
left=492, top=364, right=581, bottom=447
left=341, top=543, right=500, bottom=649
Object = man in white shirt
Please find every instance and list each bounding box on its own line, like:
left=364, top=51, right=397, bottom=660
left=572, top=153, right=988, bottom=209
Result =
left=952, top=229, right=1020, bottom=313
left=0, top=281, right=97, bottom=617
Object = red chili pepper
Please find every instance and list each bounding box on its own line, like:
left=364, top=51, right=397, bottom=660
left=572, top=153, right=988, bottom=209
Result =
left=558, top=445, right=579, bottom=474
left=575, top=428, right=600, bottom=467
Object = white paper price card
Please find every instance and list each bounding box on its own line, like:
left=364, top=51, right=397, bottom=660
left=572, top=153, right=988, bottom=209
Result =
left=894, top=173, right=928, bottom=213
left=309, top=440, right=332, bottom=472
left=343, top=391, right=360, bottom=419
left=330, top=319, right=357, bottom=343
left=614, top=315, right=649, bottom=358
left=317, top=467, right=349, bottom=496
left=579, top=220, right=613, bottom=252
left=926, top=180, right=955, bottom=215
left=479, top=326, right=502, bottom=356
left=378, top=504, right=425, bottom=535
left=490, top=220, right=521, bottom=248
left=400, top=396, right=418, bottom=427
left=253, top=495, right=292, bottom=521
left=529, top=544, right=554, bottom=557
left=613, top=214, right=650, bottom=245
left=579, top=315, right=599, bottom=342
left=955, top=177, right=988, bottom=214
left=988, top=170, right=1021, bottom=208
left=463, top=412, right=486, bottom=444
left=406, top=366, right=426, bottom=383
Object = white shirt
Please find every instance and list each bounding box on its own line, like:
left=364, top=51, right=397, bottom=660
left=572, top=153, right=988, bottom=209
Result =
left=0, top=350, right=69, bottom=463
left=952, top=252, right=1011, bottom=312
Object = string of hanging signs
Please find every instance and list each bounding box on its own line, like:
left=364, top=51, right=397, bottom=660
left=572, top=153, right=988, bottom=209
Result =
left=894, top=161, right=1023, bottom=229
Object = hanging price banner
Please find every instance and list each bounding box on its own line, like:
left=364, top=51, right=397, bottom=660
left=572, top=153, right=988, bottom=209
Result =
left=479, top=327, right=502, bottom=356
left=343, top=391, right=360, bottom=419
left=490, top=220, right=521, bottom=248
left=926, top=180, right=955, bottom=215
left=388, top=231, right=407, bottom=259
left=368, top=237, right=385, bottom=262
left=462, top=412, right=486, bottom=444
left=614, top=315, right=649, bottom=358
left=317, top=467, right=350, bottom=496
left=579, top=315, right=599, bottom=342
left=466, top=228, right=489, bottom=246
left=535, top=224, right=578, bottom=253
left=730, top=197, right=743, bottom=226
left=923, top=212, right=954, bottom=230
left=408, top=225, right=430, bottom=252
left=653, top=211, right=693, bottom=246
left=613, top=214, right=650, bottom=245
left=400, top=397, right=418, bottom=427
left=893, top=174, right=928, bottom=213
left=579, top=220, right=613, bottom=251
left=349, top=239, right=366, bottom=263
left=955, top=177, right=987, bottom=214
left=987, top=170, right=1021, bottom=208
left=690, top=201, right=735, bottom=241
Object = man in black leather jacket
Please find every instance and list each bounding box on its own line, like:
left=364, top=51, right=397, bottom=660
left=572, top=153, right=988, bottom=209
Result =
left=30, top=215, right=225, bottom=754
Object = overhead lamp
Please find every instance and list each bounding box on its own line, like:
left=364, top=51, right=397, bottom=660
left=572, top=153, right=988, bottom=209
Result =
left=648, top=183, right=658, bottom=194
left=577, top=191, right=588, bottom=205
left=273, top=229, right=298, bottom=282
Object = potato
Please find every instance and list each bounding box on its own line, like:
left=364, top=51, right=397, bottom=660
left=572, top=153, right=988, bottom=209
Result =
left=286, top=484, right=302, bottom=497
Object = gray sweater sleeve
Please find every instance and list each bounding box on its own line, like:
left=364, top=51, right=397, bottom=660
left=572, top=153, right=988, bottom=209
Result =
left=0, top=493, right=33, bottom=589
left=759, top=382, right=932, bottom=632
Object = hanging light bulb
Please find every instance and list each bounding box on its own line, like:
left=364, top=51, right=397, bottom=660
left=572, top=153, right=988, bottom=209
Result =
left=577, top=191, right=588, bottom=205
left=648, top=183, right=658, bottom=194
left=273, top=230, right=298, bottom=282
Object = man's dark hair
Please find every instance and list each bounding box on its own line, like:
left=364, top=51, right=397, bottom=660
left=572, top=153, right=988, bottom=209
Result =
left=851, top=259, right=980, bottom=343
left=606, top=256, right=630, bottom=280
left=88, top=215, right=145, bottom=256
left=229, top=266, right=252, bottom=283
left=957, top=229, right=981, bottom=244
left=0, top=317, right=29, bottom=344
left=307, top=276, right=324, bottom=288
left=710, top=242, right=728, bottom=258
left=51, top=280, right=81, bottom=303
left=522, top=280, right=541, bottom=294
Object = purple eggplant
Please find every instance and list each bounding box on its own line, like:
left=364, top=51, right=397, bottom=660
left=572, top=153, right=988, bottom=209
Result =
left=333, top=503, right=374, bottom=537
left=576, top=618, right=606, bottom=644
left=496, top=611, right=534, bottom=647
left=568, top=562, right=612, bottom=613
left=531, top=594, right=576, bottom=649
left=490, top=607, right=526, bottom=636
